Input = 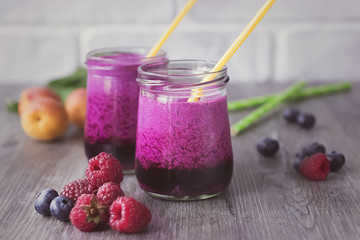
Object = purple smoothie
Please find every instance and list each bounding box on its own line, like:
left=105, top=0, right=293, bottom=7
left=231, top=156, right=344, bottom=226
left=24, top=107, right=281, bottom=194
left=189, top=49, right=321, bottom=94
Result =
left=85, top=52, right=146, bottom=171
left=135, top=94, right=233, bottom=198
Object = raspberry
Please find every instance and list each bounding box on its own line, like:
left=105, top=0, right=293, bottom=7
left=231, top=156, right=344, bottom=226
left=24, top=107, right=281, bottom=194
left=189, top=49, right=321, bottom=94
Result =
left=60, top=179, right=97, bottom=203
left=294, top=142, right=326, bottom=172
left=97, top=182, right=125, bottom=206
left=109, top=196, right=151, bottom=233
left=86, top=152, right=124, bottom=188
left=69, top=194, right=109, bottom=232
left=299, top=153, right=330, bottom=181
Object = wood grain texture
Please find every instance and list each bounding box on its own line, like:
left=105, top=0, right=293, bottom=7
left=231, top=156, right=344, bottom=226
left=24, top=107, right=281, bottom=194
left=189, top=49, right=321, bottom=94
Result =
left=1, top=82, right=360, bottom=240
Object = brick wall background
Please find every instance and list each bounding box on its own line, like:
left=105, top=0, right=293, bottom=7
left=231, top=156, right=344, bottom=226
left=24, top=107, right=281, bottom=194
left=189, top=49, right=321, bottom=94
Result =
left=1, top=0, right=360, bottom=83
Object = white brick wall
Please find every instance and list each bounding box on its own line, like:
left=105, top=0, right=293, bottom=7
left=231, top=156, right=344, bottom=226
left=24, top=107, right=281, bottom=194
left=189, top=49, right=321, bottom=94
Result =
left=0, top=0, right=174, bottom=24
left=0, top=0, right=360, bottom=83
left=0, top=27, right=78, bottom=82
left=275, top=24, right=360, bottom=82
left=187, top=0, right=360, bottom=21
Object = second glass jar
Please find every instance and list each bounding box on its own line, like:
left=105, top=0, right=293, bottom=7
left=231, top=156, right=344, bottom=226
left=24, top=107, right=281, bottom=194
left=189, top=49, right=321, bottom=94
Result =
left=84, top=47, right=167, bottom=173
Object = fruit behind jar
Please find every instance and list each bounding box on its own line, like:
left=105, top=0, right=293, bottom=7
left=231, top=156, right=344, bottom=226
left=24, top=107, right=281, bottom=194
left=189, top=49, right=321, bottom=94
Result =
left=18, top=87, right=69, bottom=141
left=17, top=86, right=87, bottom=141
left=20, top=97, right=69, bottom=141
left=18, top=86, right=62, bottom=114
left=65, top=88, right=87, bottom=129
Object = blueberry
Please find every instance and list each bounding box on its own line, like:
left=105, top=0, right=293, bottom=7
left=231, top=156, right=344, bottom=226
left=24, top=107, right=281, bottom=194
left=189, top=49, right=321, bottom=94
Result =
left=297, top=113, right=316, bottom=129
left=283, top=108, right=301, bottom=123
left=34, top=189, right=59, bottom=216
left=256, top=138, right=279, bottom=157
left=293, top=157, right=302, bottom=172
left=327, top=151, right=345, bottom=172
left=50, top=196, right=74, bottom=221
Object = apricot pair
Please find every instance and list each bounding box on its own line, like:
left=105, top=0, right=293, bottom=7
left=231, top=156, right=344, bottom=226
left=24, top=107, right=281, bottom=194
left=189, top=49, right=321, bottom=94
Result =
left=19, top=87, right=86, bottom=141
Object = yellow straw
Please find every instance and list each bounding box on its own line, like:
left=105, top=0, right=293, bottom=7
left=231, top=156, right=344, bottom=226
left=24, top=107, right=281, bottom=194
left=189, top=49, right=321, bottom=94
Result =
left=188, top=0, right=276, bottom=102
left=146, top=0, right=197, bottom=58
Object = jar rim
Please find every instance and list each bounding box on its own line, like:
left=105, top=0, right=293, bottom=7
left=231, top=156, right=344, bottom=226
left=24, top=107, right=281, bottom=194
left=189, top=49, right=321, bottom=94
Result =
left=86, top=46, right=167, bottom=63
left=137, top=59, right=228, bottom=88
left=138, top=59, right=227, bottom=78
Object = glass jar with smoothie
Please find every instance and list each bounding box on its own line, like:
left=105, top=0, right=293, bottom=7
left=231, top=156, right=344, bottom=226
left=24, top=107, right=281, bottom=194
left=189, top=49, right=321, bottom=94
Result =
left=135, top=60, right=233, bottom=200
left=85, top=47, right=167, bottom=174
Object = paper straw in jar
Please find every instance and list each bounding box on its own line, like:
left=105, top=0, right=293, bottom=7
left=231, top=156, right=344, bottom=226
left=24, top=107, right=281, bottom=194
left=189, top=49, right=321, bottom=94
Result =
left=146, top=0, right=197, bottom=58
left=188, top=0, right=276, bottom=102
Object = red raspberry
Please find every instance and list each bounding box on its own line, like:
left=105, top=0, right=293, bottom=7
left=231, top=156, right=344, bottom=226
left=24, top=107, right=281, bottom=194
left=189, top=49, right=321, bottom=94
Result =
left=97, top=182, right=125, bottom=206
left=299, top=153, right=330, bottom=181
left=69, top=194, right=109, bottom=232
left=60, top=179, right=97, bottom=203
left=86, top=152, right=124, bottom=188
left=109, top=196, right=151, bottom=233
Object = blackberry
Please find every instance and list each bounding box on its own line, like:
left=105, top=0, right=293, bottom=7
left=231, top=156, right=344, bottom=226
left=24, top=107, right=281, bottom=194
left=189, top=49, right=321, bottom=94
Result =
left=297, top=142, right=326, bottom=159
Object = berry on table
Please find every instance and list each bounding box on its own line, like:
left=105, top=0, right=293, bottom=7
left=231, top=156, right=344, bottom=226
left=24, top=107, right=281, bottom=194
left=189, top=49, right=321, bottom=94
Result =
left=34, top=189, right=59, bottom=216
left=297, top=113, right=316, bottom=129
left=256, top=138, right=279, bottom=157
left=50, top=196, right=74, bottom=222
left=293, top=157, right=302, bottom=172
left=97, top=182, right=125, bottom=206
left=86, top=152, right=124, bottom=188
left=60, top=179, right=97, bottom=203
left=283, top=108, right=301, bottom=123
left=69, top=194, right=109, bottom=232
left=296, top=142, right=326, bottom=160
left=327, top=151, right=346, bottom=172
left=109, top=196, right=152, bottom=233
left=299, top=153, right=330, bottom=181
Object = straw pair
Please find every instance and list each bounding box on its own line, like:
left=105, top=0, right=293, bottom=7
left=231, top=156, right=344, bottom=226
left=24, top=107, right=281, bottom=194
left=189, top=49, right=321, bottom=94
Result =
left=146, top=0, right=277, bottom=102
left=145, top=0, right=278, bottom=134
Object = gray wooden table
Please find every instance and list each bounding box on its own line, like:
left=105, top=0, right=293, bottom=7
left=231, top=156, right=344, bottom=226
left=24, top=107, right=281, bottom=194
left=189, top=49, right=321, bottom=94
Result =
left=1, top=82, right=360, bottom=240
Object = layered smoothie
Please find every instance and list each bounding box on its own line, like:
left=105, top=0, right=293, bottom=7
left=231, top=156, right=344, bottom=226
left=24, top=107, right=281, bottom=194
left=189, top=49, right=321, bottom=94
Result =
left=85, top=52, right=150, bottom=171
left=135, top=94, right=233, bottom=198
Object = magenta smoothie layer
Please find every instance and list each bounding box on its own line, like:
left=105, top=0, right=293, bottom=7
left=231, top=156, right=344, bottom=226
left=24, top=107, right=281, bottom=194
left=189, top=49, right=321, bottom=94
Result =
left=85, top=53, right=143, bottom=145
left=135, top=95, right=233, bottom=171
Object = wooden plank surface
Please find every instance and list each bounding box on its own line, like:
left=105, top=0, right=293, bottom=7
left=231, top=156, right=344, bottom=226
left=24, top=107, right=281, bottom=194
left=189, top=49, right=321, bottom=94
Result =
left=1, top=82, right=360, bottom=240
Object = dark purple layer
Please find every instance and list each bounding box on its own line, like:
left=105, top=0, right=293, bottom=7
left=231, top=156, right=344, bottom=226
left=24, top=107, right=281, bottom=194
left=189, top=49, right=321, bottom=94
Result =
left=85, top=140, right=135, bottom=171
left=136, top=158, right=233, bottom=197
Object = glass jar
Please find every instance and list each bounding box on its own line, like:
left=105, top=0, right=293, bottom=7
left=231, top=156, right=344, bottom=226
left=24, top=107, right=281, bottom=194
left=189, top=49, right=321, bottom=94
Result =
left=84, top=47, right=167, bottom=174
left=136, top=60, right=233, bottom=200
